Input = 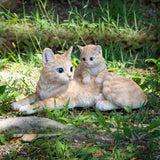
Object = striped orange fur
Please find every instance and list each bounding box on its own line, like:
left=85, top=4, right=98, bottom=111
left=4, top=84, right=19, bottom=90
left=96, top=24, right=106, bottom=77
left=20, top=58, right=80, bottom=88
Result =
left=11, top=45, right=147, bottom=115
left=74, top=45, right=108, bottom=85
left=74, top=44, right=147, bottom=111
left=95, top=72, right=147, bottom=111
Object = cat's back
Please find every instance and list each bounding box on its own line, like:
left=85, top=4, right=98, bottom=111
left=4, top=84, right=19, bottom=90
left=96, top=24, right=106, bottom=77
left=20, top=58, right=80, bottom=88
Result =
left=106, top=72, right=145, bottom=94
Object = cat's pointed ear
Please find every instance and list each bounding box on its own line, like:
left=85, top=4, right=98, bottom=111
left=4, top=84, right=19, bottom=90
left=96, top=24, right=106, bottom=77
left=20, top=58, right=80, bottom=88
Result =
left=64, top=46, right=73, bottom=59
left=77, top=45, right=84, bottom=53
left=42, top=48, right=55, bottom=66
left=94, top=45, right=102, bottom=54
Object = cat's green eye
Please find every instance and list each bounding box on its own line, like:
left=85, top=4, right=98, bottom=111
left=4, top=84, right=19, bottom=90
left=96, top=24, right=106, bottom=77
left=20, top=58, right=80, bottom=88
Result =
left=90, top=57, right=94, bottom=61
left=82, top=57, right=85, bottom=61
left=70, top=66, right=73, bottom=72
left=56, top=68, right=64, bottom=73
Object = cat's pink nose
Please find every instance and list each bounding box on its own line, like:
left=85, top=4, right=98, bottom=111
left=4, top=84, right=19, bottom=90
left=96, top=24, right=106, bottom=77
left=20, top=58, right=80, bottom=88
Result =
left=85, top=61, right=89, bottom=64
left=68, top=75, right=73, bottom=81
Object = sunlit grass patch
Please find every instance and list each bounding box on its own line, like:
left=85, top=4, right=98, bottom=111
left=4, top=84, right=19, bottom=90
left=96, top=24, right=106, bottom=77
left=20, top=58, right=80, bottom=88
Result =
left=0, top=0, right=160, bottom=57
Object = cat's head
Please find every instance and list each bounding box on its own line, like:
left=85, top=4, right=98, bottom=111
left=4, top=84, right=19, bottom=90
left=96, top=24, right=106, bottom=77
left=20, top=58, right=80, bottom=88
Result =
left=78, top=44, right=103, bottom=68
left=42, top=46, right=74, bottom=84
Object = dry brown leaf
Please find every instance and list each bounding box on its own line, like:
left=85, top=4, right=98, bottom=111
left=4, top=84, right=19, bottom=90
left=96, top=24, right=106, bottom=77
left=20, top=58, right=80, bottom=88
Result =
left=85, top=142, right=95, bottom=148
left=92, top=149, right=105, bottom=158
left=109, top=145, right=114, bottom=151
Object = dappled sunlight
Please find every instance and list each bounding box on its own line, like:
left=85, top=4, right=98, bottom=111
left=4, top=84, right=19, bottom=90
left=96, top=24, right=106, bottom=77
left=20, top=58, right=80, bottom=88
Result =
left=0, top=0, right=160, bottom=159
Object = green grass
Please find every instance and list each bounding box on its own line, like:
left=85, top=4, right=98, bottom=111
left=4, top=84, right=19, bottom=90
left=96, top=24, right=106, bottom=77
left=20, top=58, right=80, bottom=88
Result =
left=0, top=0, right=160, bottom=159
left=0, top=0, right=160, bottom=59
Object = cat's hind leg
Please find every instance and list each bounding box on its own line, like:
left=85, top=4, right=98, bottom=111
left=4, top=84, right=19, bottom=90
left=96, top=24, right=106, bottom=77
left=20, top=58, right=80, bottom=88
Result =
left=11, top=93, right=39, bottom=110
left=107, top=93, right=131, bottom=108
left=95, top=93, right=118, bottom=111
left=95, top=100, right=119, bottom=111
left=95, top=93, right=105, bottom=101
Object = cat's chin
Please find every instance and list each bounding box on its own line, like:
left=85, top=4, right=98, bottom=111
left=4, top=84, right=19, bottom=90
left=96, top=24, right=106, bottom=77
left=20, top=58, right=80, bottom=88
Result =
left=60, top=79, right=73, bottom=84
left=85, top=64, right=93, bottom=68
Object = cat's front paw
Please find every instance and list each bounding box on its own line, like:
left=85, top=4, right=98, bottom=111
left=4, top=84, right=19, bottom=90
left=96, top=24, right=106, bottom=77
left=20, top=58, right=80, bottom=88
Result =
left=11, top=102, right=22, bottom=110
left=95, top=77, right=103, bottom=84
left=82, top=78, right=90, bottom=84
left=95, top=93, right=105, bottom=103
left=19, top=105, right=36, bottom=115
left=95, top=101, right=106, bottom=111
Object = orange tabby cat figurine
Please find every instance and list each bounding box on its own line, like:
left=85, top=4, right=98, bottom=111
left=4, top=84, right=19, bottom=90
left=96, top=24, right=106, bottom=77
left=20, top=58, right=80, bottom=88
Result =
left=11, top=45, right=147, bottom=115
left=74, top=45, right=108, bottom=85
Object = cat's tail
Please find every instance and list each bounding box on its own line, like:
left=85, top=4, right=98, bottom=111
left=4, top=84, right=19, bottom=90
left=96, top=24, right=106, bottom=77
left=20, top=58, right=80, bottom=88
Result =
left=102, top=74, right=113, bottom=99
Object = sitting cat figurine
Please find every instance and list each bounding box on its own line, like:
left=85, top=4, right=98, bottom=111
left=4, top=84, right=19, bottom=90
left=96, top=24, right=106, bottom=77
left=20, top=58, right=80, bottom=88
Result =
left=74, top=44, right=148, bottom=111
left=74, top=45, right=108, bottom=84
left=11, top=46, right=147, bottom=115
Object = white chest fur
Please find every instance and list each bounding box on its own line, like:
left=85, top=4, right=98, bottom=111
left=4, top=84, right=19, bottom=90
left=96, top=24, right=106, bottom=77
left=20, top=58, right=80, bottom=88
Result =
left=36, top=83, right=68, bottom=100
left=86, top=64, right=105, bottom=77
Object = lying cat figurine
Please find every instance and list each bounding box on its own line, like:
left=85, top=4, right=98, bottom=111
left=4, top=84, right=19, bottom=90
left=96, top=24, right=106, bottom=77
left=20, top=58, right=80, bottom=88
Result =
left=11, top=46, right=147, bottom=114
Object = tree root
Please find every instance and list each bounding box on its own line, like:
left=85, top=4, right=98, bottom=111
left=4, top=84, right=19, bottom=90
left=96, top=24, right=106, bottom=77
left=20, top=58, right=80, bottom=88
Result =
left=0, top=117, right=73, bottom=133
left=0, top=117, right=88, bottom=142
